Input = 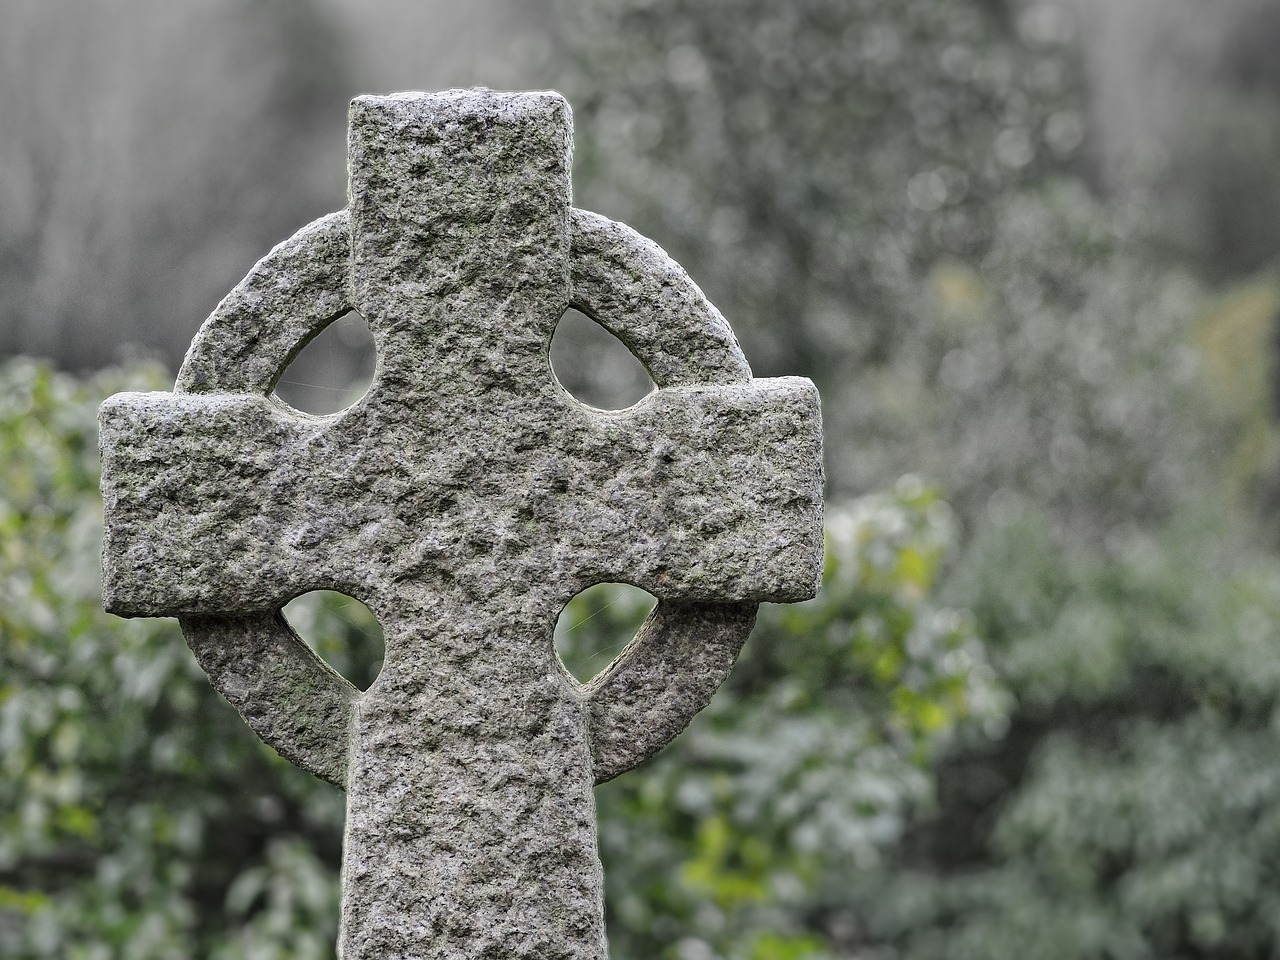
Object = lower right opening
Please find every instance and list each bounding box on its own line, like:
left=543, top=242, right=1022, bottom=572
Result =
left=553, top=583, right=657, bottom=684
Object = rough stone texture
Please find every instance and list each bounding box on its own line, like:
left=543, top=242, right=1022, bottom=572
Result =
left=99, top=89, right=824, bottom=959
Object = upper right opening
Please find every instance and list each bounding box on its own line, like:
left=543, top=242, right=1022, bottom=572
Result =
left=549, top=308, right=655, bottom=410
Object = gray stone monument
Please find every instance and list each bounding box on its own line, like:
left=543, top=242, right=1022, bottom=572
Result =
left=99, top=89, right=823, bottom=959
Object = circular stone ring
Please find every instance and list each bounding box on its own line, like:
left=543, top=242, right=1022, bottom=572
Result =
left=172, top=207, right=764, bottom=788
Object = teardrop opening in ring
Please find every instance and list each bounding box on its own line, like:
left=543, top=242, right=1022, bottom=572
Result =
left=282, top=591, right=385, bottom=691
left=549, top=308, right=654, bottom=410
left=553, top=583, right=658, bottom=684
left=272, top=310, right=376, bottom=415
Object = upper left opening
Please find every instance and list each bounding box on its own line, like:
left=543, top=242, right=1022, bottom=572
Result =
left=272, top=310, right=376, bottom=415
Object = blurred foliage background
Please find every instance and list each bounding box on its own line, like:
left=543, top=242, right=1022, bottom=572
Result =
left=5, top=0, right=1280, bottom=956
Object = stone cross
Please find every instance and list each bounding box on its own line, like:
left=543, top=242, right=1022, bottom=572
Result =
left=99, top=90, right=823, bottom=959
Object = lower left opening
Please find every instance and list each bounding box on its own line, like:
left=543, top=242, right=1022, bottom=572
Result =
left=282, top=591, right=385, bottom=691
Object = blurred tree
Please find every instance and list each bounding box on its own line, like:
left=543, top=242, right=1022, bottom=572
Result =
left=1162, top=92, right=1280, bottom=282
left=0, top=0, right=351, bottom=371
left=1056, top=0, right=1280, bottom=280
left=555, top=0, right=1082, bottom=380
left=1154, top=0, right=1280, bottom=281
left=837, top=507, right=1280, bottom=960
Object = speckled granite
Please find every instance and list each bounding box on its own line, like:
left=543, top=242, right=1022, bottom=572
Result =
left=100, top=89, right=824, bottom=960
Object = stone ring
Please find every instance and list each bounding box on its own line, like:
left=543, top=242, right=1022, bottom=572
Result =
left=172, top=206, right=764, bottom=788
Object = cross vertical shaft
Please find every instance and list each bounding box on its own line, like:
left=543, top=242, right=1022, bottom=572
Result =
left=337, top=92, right=605, bottom=959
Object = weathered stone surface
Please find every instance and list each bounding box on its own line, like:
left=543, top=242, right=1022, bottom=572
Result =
left=99, top=379, right=820, bottom=616
left=99, top=89, right=824, bottom=959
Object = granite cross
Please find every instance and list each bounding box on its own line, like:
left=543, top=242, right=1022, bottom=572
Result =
left=99, top=90, right=823, bottom=959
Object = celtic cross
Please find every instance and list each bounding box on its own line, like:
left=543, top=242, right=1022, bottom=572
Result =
left=100, top=89, right=823, bottom=959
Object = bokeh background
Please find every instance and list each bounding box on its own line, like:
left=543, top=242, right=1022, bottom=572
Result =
left=6, top=0, right=1280, bottom=957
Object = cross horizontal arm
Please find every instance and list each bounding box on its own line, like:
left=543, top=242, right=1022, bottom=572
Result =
left=100, top=378, right=822, bottom=616
left=551, top=378, right=825, bottom=602
left=100, top=392, right=341, bottom=616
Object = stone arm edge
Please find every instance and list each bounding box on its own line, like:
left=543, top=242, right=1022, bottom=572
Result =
left=180, top=612, right=357, bottom=789
left=585, top=600, right=757, bottom=784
